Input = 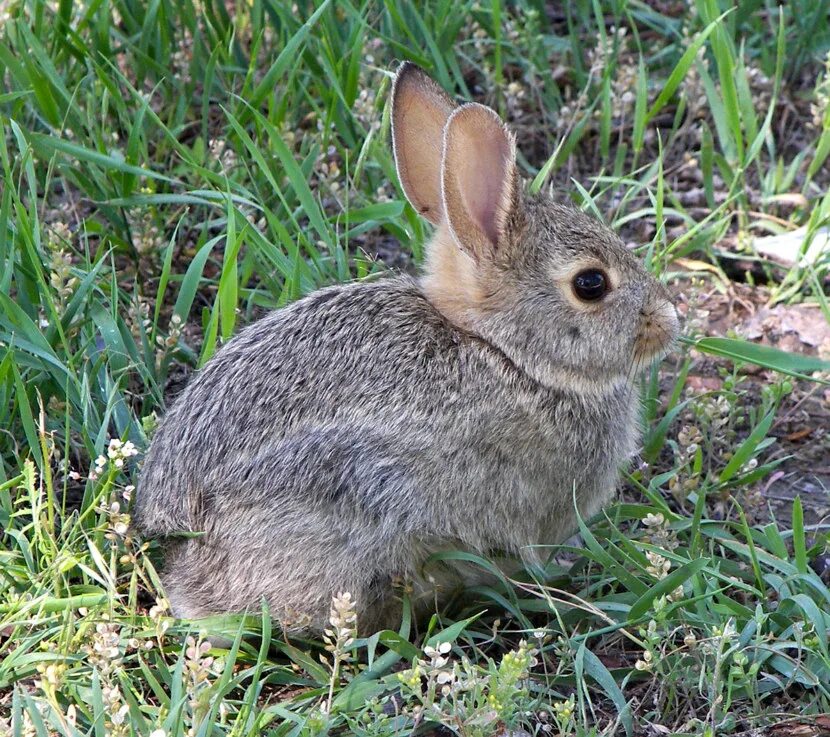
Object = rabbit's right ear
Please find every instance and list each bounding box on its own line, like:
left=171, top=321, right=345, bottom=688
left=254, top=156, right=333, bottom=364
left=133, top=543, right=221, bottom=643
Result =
left=440, top=104, right=518, bottom=262
left=391, top=62, right=457, bottom=225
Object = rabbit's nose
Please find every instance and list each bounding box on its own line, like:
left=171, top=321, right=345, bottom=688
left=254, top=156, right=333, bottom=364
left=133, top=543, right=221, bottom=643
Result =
left=634, top=293, right=679, bottom=363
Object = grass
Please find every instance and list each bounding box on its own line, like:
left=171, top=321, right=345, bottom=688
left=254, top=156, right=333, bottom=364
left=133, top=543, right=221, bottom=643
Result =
left=1, top=0, right=830, bottom=733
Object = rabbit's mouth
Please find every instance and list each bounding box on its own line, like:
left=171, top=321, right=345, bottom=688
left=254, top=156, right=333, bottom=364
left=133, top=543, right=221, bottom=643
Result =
left=632, top=300, right=680, bottom=366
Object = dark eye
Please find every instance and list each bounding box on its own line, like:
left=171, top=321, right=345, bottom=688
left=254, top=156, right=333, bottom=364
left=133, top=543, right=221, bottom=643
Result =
left=572, top=269, right=608, bottom=301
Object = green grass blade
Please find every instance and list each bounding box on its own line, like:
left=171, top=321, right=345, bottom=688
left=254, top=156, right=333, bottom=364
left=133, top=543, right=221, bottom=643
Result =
left=682, top=336, right=830, bottom=383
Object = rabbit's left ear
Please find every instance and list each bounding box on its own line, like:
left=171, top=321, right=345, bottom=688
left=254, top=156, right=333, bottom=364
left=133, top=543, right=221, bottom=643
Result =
left=392, top=62, right=457, bottom=225
left=440, top=103, right=518, bottom=261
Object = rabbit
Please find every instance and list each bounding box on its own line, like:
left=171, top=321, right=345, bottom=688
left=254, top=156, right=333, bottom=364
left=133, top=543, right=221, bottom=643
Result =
left=133, top=62, right=679, bottom=634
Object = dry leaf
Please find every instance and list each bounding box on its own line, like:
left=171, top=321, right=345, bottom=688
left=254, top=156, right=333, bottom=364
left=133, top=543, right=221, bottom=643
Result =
left=740, top=304, right=830, bottom=351
left=753, top=225, right=830, bottom=268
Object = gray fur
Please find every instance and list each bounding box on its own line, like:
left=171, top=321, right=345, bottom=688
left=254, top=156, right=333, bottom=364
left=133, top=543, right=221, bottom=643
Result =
left=134, top=67, right=678, bottom=633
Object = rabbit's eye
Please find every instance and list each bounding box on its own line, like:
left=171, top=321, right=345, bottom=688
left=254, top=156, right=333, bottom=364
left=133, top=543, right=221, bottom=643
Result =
left=572, top=269, right=608, bottom=301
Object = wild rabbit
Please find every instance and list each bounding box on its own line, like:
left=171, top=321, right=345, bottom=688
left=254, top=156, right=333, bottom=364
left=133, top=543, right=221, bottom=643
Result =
left=134, top=62, right=679, bottom=633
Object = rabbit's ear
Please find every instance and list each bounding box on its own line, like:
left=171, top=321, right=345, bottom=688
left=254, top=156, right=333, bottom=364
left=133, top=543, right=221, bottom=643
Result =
left=392, top=62, right=457, bottom=225
left=441, top=103, right=518, bottom=260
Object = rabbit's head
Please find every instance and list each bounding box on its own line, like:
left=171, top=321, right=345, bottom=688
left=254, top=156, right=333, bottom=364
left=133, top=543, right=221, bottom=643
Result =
left=392, top=62, right=679, bottom=393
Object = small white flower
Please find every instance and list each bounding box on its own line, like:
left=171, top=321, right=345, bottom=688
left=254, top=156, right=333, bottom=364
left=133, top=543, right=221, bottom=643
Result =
left=684, top=632, right=697, bottom=648
left=644, top=513, right=665, bottom=528
left=634, top=650, right=653, bottom=671
left=111, top=704, right=129, bottom=725
left=425, top=642, right=451, bottom=658
left=149, top=598, right=169, bottom=620
left=646, top=550, right=671, bottom=579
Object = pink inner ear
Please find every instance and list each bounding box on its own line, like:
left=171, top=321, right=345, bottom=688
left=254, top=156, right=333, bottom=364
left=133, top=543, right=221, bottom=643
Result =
left=449, top=109, right=514, bottom=248
left=464, top=137, right=512, bottom=246
left=442, top=103, right=516, bottom=257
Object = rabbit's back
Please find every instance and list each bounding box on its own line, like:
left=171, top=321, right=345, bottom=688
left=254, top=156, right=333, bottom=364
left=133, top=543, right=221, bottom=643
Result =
left=135, top=276, right=474, bottom=535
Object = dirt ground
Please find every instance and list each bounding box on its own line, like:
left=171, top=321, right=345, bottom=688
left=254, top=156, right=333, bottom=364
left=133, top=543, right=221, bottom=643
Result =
left=677, top=280, right=830, bottom=527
